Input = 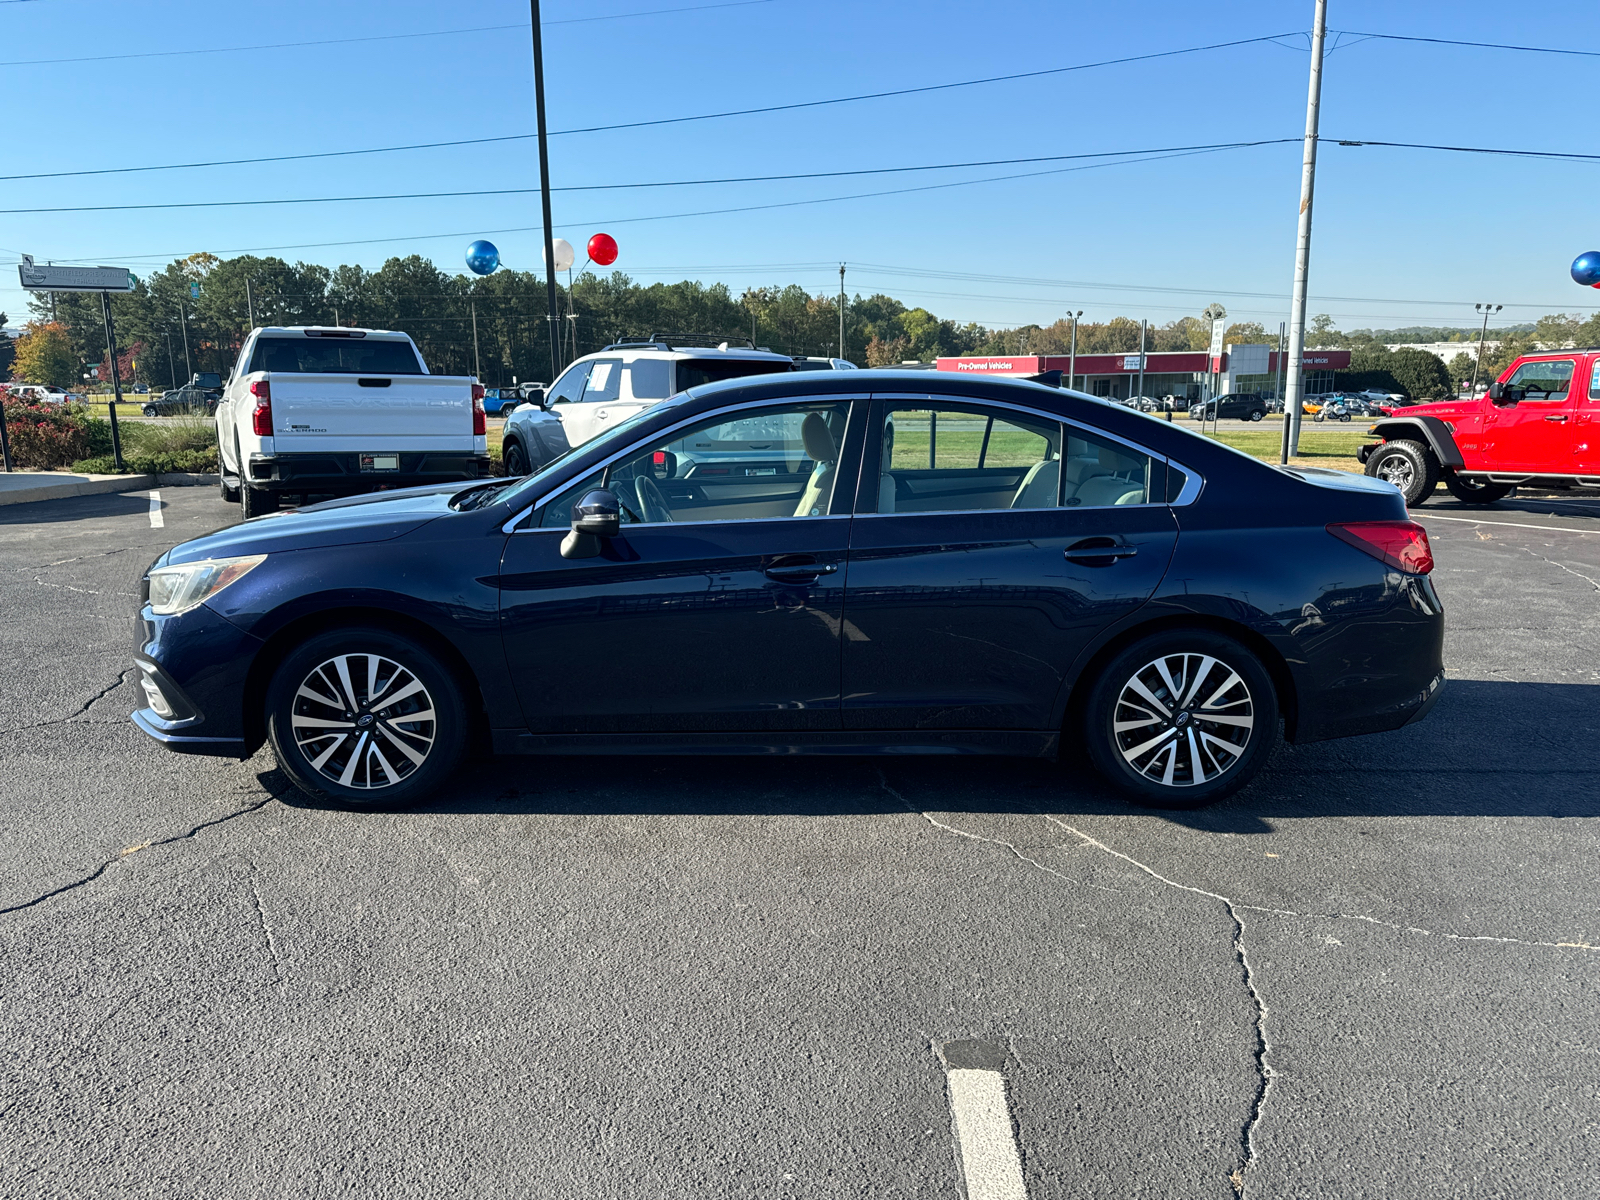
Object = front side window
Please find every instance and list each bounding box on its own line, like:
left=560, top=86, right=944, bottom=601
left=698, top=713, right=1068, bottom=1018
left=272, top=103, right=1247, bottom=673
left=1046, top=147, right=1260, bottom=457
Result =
left=539, top=400, right=852, bottom=528
left=873, top=402, right=1154, bottom=514
left=1506, top=359, right=1575, bottom=398
left=546, top=362, right=591, bottom=405
left=581, top=358, right=623, bottom=403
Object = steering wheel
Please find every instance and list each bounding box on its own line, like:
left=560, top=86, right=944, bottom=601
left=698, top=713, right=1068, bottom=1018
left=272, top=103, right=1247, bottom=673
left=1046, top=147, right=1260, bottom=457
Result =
left=634, top=475, right=674, bottom=523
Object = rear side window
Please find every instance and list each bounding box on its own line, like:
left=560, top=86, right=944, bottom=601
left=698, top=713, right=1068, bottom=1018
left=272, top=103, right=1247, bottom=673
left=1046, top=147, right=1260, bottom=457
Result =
left=675, top=358, right=794, bottom=391
left=624, top=359, right=673, bottom=400
left=249, top=337, right=423, bottom=375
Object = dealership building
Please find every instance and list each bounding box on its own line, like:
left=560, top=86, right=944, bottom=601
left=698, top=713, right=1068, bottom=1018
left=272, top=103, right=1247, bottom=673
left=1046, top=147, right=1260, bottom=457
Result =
left=935, top=345, right=1352, bottom=401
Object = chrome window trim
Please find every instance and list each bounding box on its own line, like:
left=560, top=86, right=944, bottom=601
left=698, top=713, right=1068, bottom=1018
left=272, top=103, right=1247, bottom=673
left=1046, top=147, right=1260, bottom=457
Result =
left=868, top=392, right=1204, bottom=510
left=503, top=392, right=866, bottom=533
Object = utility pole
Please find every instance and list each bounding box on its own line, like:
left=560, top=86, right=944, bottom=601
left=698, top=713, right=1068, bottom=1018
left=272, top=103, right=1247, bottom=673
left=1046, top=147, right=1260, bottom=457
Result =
left=1136, top=320, right=1147, bottom=404
left=471, top=300, right=482, bottom=380
left=1276, top=321, right=1291, bottom=462
left=100, top=292, right=126, bottom=471
left=1283, top=0, right=1328, bottom=457
left=1469, top=302, right=1502, bottom=396
left=529, top=0, right=561, bottom=382
left=1067, top=310, right=1082, bottom=390
left=178, top=298, right=192, bottom=380
left=838, top=264, right=846, bottom=362
left=245, top=277, right=256, bottom=330
left=165, top=332, right=177, bottom=389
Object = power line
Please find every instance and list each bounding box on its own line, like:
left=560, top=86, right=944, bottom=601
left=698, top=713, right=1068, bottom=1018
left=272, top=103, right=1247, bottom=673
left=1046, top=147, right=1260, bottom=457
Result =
left=0, top=139, right=1298, bottom=214
left=1333, top=138, right=1600, bottom=162
left=0, top=33, right=1300, bottom=183
left=0, top=2, right=776, bottom=69
left=1330, top=29, right=1600, bottom=58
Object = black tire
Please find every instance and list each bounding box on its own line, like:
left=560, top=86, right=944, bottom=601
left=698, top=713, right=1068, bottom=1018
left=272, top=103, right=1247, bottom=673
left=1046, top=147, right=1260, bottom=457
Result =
left=1363, top=439, right=1439, bottom=507
left=1442, top=471, right=1512, bottom=505
left=142, top=405, right=158, bottom=417
left=240, top=485, right=279, bottom=519
left=503, top=438, right=530, bottom=477
left=1248, top=410, right=1264, bottom=422
left=265, top=626, right=466, bottom=810
left=1082, top=630, right=1279, bottom=809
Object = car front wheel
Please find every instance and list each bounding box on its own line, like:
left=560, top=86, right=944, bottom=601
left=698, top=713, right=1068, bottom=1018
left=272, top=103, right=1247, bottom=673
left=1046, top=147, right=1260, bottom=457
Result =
left=1082, top=630, right=1279, bottom=809
left=1363, top=439, right=1439, bottom=506
left=503, top=438, right=530, bottom=476
left=265, top=627, right=466, bottom=809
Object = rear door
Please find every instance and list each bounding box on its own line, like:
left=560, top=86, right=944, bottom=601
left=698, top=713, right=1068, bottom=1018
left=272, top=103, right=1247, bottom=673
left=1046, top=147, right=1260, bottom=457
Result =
left=840, top=396, right=1178, bottom=731
left=1484, top=357, right=1578, bottom=472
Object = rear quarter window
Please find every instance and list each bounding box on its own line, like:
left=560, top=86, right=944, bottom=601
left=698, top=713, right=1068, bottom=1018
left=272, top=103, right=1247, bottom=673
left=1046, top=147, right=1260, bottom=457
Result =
left=675, top=358, right=794, bottom=391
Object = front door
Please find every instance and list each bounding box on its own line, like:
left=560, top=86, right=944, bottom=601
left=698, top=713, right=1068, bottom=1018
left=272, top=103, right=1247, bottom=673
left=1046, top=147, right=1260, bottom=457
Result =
left=1484, top=357, right=1578, bottom=472
left=500, top=397, right=863, bottom=733
left=840, top=398, right=1178, bottom=731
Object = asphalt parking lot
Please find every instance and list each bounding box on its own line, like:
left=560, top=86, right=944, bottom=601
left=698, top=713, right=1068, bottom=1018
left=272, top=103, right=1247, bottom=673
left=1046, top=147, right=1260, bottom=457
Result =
left=2, top=484, right=1597, bottom=1199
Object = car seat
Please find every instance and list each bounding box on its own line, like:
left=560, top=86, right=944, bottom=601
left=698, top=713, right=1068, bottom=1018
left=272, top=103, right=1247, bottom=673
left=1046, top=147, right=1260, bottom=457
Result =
left=1073, top=445, right=1147, bottom=507
left=794, top=413, right=838, bottom=517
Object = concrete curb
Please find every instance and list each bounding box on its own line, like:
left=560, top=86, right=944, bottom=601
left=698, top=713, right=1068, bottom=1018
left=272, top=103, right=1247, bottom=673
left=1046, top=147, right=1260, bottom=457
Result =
left=0, top=471, right=218, bottom=508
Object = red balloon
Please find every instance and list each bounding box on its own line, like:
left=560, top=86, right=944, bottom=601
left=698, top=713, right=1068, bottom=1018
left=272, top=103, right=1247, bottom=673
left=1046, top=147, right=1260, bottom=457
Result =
left=587, top=232, right=618, bottom=267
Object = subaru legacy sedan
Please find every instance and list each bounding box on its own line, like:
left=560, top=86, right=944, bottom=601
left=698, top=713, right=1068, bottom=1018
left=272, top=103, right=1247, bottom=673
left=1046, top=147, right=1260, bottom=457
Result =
left=131, top=371, right=1444, bottom=810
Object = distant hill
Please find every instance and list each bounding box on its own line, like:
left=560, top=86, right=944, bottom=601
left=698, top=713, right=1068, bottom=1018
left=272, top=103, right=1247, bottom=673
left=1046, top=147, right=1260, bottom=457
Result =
left=1347, top=323, right=1535, bottom=342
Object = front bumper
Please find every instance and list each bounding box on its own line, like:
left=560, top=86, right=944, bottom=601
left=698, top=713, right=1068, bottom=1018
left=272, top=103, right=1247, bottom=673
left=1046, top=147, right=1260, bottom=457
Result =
left=131, top=600, right=264, bottom=759
left=247, top=451, right=490, bottom=494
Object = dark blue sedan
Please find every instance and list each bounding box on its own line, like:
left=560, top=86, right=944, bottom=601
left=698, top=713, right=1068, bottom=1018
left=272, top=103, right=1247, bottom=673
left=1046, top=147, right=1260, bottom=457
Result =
left=130, top=371, right=1444, bottom=810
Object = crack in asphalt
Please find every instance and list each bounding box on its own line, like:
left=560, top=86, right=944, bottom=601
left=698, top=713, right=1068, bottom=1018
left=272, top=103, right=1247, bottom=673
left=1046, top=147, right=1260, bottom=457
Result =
left=0, top=669, right=134, bottom=737
left=247, top=865, right=285, bottom=986
left=31, top=577, right=138, bottom=597
left=0, top=797, right=275, bottom=917
left=1518, top=545, right=1600, bottom=592
left=8, top=546, right=141, bottom=573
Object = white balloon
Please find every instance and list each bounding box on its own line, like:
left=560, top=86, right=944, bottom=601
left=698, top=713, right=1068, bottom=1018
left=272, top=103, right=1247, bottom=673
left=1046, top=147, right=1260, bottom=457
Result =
left=543, top=238, right=576, bottom=272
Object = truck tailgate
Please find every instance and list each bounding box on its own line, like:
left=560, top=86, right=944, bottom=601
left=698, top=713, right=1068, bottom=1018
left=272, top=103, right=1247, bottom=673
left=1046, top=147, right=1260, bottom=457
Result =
left=269, top=374, right=472, bottom=450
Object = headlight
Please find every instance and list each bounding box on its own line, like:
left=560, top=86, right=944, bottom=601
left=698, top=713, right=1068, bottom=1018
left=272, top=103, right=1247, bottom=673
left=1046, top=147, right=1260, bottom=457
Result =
left=146, top=554, right=266, bottom=615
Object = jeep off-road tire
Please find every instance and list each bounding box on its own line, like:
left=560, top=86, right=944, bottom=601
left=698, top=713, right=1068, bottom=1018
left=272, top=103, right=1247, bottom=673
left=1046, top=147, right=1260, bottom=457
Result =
left=1442, top=471, right=1512, bottom=505
left=1363, top=439, right=1439, bottom=507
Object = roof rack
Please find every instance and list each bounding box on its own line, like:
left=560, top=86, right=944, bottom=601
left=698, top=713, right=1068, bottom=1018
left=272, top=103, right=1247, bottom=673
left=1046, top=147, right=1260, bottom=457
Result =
left=600, top=332, right=760, bottom=352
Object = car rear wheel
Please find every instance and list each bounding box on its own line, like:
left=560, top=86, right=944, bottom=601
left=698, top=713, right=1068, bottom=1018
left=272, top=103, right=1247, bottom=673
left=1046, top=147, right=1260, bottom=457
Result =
left=265, top=627, right=466, bottom=809
left=1248, top=410, right=1263, bottom=422
left=1082, top=630, right=1279, bottom=809
left=1442, top=471, right=1512, bottom=504
left=1363, top=439, right=1439, bottom=506
left=240, top=485, right=278, bottom=519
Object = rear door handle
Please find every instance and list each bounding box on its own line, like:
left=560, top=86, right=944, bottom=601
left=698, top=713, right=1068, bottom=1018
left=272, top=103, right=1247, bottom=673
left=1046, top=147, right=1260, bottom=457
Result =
left=765, top=557, right=839, bottom=581
left=1065, top=537, right=1138, bottom=565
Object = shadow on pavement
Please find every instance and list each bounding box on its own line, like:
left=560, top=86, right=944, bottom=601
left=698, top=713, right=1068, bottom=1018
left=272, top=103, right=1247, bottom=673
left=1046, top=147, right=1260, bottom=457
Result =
left=256, top=680, right=1596, bottom=834
left=0, top=491, right=157, bottom=524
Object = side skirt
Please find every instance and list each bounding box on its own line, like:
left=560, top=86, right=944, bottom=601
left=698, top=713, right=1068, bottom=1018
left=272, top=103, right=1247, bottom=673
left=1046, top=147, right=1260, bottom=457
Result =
left=492, top=728, right=1060, bottom=758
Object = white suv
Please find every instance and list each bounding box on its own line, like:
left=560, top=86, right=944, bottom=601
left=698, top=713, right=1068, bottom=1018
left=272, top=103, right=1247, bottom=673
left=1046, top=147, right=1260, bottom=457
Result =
left=500, top=335, right=796, bottom=475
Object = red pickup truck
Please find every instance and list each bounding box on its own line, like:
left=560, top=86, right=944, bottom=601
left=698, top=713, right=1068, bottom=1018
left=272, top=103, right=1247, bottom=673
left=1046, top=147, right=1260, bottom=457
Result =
left=1358, top=349, right=1600, bottom=505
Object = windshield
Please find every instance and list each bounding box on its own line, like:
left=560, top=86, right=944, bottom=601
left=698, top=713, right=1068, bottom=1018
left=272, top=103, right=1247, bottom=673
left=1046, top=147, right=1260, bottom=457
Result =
left=493, top=394, right=696, bottom=513
left=675, top=358, right=793, bottom=391
left=248, top=337, right=424, bottom=375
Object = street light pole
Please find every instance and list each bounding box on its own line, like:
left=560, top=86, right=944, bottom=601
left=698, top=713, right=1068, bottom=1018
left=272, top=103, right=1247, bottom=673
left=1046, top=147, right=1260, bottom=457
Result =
left=529, top=0, right=562, bottom=383
left=1136, top=319, right=1147, bottom=405
left=1067, top=310, right=1082, bottom=390
left=1283, top=0, right=1329, bottom=458
left=178, top=298, right=192, bottom=380
left=1469, top=302, right=1502, bottom=396
left=245, top=277, right=256, bottom=330
left=838, top=264, right=846, bottom=362
left=471, top=299, right=482, bottom=380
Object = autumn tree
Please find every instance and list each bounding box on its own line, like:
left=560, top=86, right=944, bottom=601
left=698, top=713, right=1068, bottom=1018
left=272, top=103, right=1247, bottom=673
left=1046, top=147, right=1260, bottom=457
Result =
left=10, top=321, right=78, bottom=387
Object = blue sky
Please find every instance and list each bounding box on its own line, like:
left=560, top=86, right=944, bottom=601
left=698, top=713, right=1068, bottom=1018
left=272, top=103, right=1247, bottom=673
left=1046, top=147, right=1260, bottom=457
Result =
left=3, top=0, right=1598, bottom=334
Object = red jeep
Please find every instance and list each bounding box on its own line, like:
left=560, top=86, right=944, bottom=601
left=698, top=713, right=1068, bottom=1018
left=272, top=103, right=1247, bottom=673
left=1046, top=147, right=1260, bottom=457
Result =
left=1358, top=350, right=1600, bottom=505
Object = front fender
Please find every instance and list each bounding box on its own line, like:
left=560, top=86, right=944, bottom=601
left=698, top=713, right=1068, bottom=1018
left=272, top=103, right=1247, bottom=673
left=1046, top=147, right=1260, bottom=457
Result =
left=1371, top=416, right=1464, bottom=469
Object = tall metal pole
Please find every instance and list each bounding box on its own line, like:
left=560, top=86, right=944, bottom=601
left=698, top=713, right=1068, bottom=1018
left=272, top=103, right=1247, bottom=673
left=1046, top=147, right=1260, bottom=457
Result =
left=178, top=298, right=192, bottom=380
left=165, top=333, right=177, bottom=389
left=1067, top=311, right=1081, bottom=390
left=529, top=0, right=562, bottom=383
left=471, top=300, right=482, bottom=380
left=838, top=263, right=846, bottom=362
left=245, top=277, right=256, bottom=330
left=100, top=292, right=126, bottom=472
left=1469, top=302, right=1501, bottom=396
left=1283, top=0, right=1328, bottom=457
left=1136, top=320, right=1147, bottom=405
left=1277, top=320, right=1291, bottom=463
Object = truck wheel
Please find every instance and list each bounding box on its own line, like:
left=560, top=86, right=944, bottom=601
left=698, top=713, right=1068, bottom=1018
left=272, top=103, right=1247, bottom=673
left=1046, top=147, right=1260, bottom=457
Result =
left=265, top=626, right=466, bottom=810
left=240, top=486, right=279, bottom=519
left=1442, top=471, right=1512, bottom=504
left=1080, top=629, right=1279, bottom=809
left=503, top=439, right=530, bottom=476
left=1364, top=439, right=1439, bottom=506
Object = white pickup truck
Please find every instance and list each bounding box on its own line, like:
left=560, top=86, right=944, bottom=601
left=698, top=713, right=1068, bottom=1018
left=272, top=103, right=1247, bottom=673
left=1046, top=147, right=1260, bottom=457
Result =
left=216, top=326, right=489, bottom=518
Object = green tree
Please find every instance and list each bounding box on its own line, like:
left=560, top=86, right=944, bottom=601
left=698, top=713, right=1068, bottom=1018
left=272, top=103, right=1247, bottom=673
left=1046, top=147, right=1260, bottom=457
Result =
left=1307, top=314, right=1344, bottom=348
left=1447, top=352, right=1477, bottom=387
left=1386, top=349, right=1452, bottom=400
left=1224, top=321, right=1268, bottom=344
left=10, top=321, right=78, bottom=387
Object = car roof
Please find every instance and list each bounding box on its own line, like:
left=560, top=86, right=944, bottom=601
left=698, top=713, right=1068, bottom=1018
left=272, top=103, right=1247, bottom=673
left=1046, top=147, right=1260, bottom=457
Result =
left=574, top=345, right=792, bottom=364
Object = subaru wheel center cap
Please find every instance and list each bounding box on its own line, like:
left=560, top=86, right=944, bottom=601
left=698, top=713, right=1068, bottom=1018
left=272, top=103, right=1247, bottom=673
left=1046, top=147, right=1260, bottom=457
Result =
left=1174, top=711, right=1192, bottom=727
left=356, top=713, right=375, bottom=728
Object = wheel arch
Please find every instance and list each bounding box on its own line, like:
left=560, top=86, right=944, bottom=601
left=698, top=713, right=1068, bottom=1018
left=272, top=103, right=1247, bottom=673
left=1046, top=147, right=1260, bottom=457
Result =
left=1371, top=415, right=1464, bottom=469
left=240, top=605, right=491, bottom=757
left=1060, top=612, right=1302, bottom=746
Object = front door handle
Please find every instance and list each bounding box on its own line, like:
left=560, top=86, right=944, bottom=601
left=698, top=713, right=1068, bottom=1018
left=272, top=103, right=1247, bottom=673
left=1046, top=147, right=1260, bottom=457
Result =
left=765, top=557, right=838, bottom=581
left=1544, top=414, right=1569, bottom=423
left=1065, top=537, right=1138, bottom=565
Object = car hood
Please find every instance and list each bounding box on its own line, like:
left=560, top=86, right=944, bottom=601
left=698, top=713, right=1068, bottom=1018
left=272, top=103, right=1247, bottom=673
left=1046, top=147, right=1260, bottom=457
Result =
left=165, top=482, right=473, bottom=565
left=1385, top=399, right=1472, bottom=420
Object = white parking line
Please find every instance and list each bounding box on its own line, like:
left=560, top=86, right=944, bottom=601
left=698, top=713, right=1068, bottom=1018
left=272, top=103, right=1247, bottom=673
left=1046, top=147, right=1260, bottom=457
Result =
left=1416, top=514, right=1600, bottom=535
left=148, top=490, right=163, bottom=528
left=946, top=1068, right=1028, bottom=1200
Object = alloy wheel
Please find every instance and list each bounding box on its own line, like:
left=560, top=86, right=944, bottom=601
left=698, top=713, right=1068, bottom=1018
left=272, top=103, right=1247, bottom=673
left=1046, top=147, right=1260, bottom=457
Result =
left=290, top=653, right=436, bottom=790
left=1375, top=453, right=1415, bottom=491
left=1113, top=653, right=1255, bottom=787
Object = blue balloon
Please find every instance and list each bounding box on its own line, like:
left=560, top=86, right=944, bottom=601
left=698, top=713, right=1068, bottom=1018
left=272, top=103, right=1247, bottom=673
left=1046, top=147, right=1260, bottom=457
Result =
left=466, top=240, right=500, bottom=276
left=1571, top=251, right=1600, bottom=287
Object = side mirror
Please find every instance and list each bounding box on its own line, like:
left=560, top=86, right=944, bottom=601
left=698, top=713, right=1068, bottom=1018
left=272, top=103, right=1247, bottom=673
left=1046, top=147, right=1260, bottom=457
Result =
left=522, top=386, right=546, bottom=409
left=1487, top=382, right=1504, bottom=401
left=560, top=488, right=621, bottom=559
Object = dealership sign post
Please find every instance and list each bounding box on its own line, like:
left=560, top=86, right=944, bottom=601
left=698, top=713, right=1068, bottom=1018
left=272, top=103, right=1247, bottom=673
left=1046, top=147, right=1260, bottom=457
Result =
left=17, top=256, right=135, bottom=471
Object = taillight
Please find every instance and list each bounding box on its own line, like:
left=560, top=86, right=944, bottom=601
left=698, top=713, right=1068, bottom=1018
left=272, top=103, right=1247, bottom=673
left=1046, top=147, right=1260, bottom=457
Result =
left=249, top=379, right=272, bottom=437
left=1327, top=521, right=1434, bottom=575
left=471, top=391, right=486, bottom=436
left=471, top=383, right=485, bottom=402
